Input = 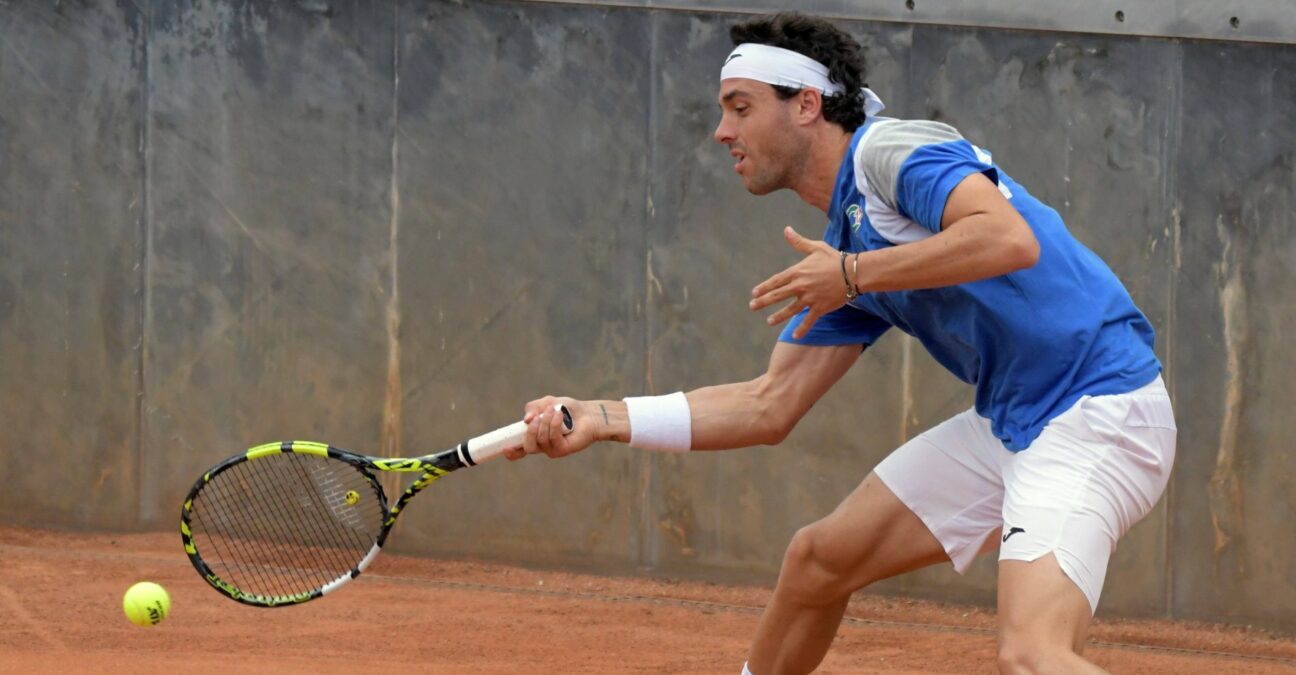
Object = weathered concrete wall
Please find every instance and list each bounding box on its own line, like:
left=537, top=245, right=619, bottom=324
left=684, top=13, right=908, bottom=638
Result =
left=394, top=0, right=650, bottom=564
left=1, top=0, right=1292, bottom=629
left=139, top=0, right=397, bottom=526
left=0, top=1, right=146, bottom=529
left=1169, top=40, right=1296, bottom=627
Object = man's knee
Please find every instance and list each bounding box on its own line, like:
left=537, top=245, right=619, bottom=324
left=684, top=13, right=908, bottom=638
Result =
left=776, top=522, right=868, bottom=605
left=996, top=633, right=1078, bottom=675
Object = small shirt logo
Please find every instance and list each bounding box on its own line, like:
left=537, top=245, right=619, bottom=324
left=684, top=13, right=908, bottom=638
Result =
left=1002, top=527, right=1026, bottom=543
left=846, top=204, right=864, bottom=233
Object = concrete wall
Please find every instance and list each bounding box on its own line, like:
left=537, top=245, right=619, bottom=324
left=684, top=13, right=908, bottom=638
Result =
left=1, top=0, right=1292, bottom=629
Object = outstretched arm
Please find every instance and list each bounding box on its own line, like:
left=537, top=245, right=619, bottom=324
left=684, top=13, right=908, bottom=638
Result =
left=515, top=340, right=862, bottom=459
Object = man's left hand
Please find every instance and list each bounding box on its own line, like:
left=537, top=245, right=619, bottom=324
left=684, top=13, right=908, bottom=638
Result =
left=749, top=226, right=850, bottom=339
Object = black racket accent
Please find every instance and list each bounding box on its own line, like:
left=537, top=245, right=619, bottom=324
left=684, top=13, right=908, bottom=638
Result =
left=182, top=448, right=387, bottom=607
left=458, top=441, right=475, bottom=466
left=439, top=447, right=469, bottom=471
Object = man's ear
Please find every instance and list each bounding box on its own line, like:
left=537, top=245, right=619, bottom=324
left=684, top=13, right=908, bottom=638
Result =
left=796, top=88, right=824, bottom=125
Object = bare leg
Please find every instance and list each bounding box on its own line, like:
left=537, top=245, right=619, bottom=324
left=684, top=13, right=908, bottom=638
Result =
left=747, top=473, right=950, bottom=675
left=997, top=554, right=1108, bottom=675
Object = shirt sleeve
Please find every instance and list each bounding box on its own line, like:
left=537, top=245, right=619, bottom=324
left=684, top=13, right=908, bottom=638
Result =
left=857, top=119, right=999, bottom=235
left=778, top=304, right=892, bottom=347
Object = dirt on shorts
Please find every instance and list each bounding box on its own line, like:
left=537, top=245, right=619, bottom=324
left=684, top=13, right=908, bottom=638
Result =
left=0, top=526, right=1291, bottom=674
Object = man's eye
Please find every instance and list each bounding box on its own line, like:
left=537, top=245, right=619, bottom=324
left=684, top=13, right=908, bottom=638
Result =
left=735, top=106, right=749, bottom=114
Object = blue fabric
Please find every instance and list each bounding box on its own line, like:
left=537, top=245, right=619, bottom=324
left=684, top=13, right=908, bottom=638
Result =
left=778, top=304, right=891, bottom=347
left=778, top=116, right=894, bottom=349
left=895, top=140, right=998, bottom=233
left=778, top=121, right=1162, bottom=451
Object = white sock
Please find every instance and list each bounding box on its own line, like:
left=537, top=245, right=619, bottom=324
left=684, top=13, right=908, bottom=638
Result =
left=742, top=663, right=754, bottom=675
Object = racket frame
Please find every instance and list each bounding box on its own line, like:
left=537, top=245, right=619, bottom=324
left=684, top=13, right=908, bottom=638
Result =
left=180, top=407, right=571, bottom=608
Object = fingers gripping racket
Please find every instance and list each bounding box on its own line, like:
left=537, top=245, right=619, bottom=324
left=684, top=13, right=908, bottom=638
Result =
left=180, top=406, right=572, bottom=607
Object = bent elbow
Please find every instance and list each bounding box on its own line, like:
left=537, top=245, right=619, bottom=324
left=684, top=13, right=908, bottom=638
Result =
left=751, top=378, right=799, bottom=446
left=1017, top=235, right=1040, bottom=269
left=759, top=418, right=794, bottom=446
left=1008, top=220, right=1040, bottom=270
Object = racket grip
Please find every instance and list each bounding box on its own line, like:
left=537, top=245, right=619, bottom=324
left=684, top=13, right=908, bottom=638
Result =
left=460, top=404, right=573, bottom=466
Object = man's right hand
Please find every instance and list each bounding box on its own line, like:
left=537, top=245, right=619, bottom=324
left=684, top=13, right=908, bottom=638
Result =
left=504, top=396, right=606, bottom=461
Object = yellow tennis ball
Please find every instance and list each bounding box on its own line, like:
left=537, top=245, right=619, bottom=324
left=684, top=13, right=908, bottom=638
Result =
left=123, top=581, right=170, bottom=627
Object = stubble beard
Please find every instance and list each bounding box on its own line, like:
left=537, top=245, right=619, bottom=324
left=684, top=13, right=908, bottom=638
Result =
left=743, top=133, right=809, bottom=197
left=744, top=161, right=786, bottom=195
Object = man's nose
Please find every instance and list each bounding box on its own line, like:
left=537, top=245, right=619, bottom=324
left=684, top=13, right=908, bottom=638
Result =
left=714, top=116, right=735, bottom=145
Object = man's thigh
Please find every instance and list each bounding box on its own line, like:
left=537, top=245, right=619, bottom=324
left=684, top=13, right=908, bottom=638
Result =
left=795, top=472, right=951, bottom=592
left=999, top=377, right=1176, bottom=613
left=874, top=408, right=1012, bottom=574
left=999, top=554, right=1095, bottom=654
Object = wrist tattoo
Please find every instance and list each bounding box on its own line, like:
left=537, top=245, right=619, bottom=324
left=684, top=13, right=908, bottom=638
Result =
left=599, top=403, right=610, bottom=425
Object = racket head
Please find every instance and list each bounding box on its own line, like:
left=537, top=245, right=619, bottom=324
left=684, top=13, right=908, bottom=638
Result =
left=180, top=442, right=390, bottom=607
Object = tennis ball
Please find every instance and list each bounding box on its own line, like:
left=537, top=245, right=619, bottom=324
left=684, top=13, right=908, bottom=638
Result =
left=122, top=581, right=170, bottom=627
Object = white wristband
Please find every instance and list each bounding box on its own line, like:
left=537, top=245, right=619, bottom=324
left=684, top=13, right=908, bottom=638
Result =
left=623, top=392, right=692, bottom=453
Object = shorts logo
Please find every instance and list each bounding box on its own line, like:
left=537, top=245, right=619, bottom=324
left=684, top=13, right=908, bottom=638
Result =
left=846, top=204, right=864, bottom=232
left=1002, top=527, right=1026, bottom=543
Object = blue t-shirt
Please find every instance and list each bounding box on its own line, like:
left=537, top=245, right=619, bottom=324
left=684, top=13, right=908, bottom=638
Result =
left=780, top=117, right=1161, bottom=451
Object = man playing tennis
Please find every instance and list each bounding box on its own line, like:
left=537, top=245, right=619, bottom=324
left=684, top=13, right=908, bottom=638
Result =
left=515, top=12, right=1175, bottom=675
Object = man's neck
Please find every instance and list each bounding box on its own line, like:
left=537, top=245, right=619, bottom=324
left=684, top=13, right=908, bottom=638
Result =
left=790, top=126, right=855, bottom=214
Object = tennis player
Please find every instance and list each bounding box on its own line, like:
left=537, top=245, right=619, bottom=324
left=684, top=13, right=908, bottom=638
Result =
left=515, top=12, right=1175, bottom=675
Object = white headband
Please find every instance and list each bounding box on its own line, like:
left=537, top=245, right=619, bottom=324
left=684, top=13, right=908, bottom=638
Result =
left=721, top=43, right=886, bottom=117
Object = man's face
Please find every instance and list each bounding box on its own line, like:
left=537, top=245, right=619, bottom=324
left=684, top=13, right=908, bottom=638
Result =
left=714, top=79, right=810, bottom=195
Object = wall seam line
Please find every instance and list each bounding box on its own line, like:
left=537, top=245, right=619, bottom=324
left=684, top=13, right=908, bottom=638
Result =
left=1162, top=40, right=1185, bottom=621
left=490, top=0, right=1296, bottom=47
left=637, top=9, right=661, bottom=571
left=135, top=0, right=155, bottom=527
left=380, top=0, right=404, bottom=501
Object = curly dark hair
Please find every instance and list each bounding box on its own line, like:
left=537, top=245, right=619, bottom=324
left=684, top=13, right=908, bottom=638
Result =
left=729, top=12, right=869, bottom=132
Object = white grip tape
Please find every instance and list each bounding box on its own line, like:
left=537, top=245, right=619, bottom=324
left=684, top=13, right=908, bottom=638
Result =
left=463, top=404, right=572, bottom=465
left=624, top=392, right=692, bottom=453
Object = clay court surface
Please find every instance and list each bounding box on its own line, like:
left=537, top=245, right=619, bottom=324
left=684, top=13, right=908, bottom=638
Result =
left=0, top=526, right=1292, bottom=674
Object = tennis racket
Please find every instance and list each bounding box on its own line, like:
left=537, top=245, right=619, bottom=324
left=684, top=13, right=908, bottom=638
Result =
left=180, top=405, right=572, bottom=607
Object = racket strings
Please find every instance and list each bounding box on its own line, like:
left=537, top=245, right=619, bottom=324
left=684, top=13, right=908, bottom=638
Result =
left=239, top=456, right=343, bottom=592
left=306, top=460, right=372, bottom=537
left=199, top=456, right=372, bottom=597
left=201, top=460, right=329, bottom=598
left=203, top=474, right=283, bottom=595
left=189, top=453, right=386, bottom=600
left=277, top=454, right=376, bottom=573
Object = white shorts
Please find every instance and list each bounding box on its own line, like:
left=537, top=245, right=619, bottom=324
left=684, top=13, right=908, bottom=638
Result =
left=874, top=376, right=1176, bottom=613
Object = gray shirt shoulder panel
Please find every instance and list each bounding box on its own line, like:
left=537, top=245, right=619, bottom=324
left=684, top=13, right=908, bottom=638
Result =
left=855, top=119, right=965, bottom=211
